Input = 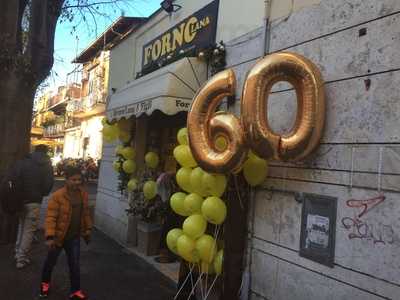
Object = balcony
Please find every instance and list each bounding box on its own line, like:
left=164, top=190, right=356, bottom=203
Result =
left=43, top=123, right=65, bottom=138
left=73, top=94, right=106, bottom=118
left=65, top=115, right=81, bottom=129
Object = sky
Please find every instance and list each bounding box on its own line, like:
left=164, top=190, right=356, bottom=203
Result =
left=49, top=0, right=161, bottom=92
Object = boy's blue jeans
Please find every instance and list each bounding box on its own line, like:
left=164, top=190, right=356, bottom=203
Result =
left=41, top=238, right=81, bottom=293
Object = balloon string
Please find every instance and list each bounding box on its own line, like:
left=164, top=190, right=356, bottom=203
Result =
left=186, top=271, right=204, bottom=300
left=202, top=225, right=221, bottom=299
left=198, top=264, right=205, bottom=299
left=234, top=175, right=244, bottom=210
left=203, top=275, right=219, bottom=300
left=189, top=266, right=194, bottom=298
left=174, top=264, right=195, bottom=300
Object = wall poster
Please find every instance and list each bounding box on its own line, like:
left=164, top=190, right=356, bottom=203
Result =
left=299, top=193, right=337, bottom=267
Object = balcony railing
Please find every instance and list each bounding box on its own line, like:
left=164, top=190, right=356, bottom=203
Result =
left=65, top=116, right=80, bottom=129
left=69, top=94, right=106, bottom=114
left=43, top=123, right=65, bottom=137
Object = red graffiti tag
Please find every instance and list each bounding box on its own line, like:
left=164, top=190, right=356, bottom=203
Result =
left=346, top=195, right=385, bottom=218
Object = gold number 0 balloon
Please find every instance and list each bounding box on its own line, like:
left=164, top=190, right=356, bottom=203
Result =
left=187, top=69, right=248, bottom=174
left=188, top=52, right=325, bottom=173
left=241, top=52, right=325, bottom=162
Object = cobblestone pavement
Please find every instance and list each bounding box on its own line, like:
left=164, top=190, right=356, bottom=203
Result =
left=0, top=229, right=176, bottom=300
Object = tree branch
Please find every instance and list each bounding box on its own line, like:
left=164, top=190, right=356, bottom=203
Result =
left=62, top=0, right=126, bottom=10
left=26, top=0, right=65, bottom=85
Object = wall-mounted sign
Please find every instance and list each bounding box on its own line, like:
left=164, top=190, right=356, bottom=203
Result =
left=299, top=193, right=337, bottom=267
left=141, top=0, right=219, bottom=74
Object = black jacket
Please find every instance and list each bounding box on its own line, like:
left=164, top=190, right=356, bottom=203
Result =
left=18, top=152, right=54, bottom=204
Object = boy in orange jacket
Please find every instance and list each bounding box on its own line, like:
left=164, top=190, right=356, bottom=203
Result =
left=39, top=166, right=92, bottom=299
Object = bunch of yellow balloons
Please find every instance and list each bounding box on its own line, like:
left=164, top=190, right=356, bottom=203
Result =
left=113, top=143, right=138, bottom=192
left=102, top=122, right=119, bottom=143
left=103, top=118, right=134, bottom=144
left=117, top=118, right=133, bottom=143
left=166, top=127, right=226, bottom=275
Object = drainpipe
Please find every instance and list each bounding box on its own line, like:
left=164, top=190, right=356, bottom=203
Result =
left=262, top=0, right=272, bottom=56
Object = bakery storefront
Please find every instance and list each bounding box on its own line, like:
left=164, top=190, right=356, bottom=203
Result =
left=94, top=0, right=400, bottom=300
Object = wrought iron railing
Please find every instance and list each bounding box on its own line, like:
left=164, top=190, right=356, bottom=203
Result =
left=43, top=123, right=65, bottom=137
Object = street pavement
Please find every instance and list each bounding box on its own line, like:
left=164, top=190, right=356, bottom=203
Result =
left=0, top=229, right=176, bottom=300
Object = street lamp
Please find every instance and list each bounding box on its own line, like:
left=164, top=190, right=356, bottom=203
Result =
left=160, top=0, right=182, bottom=13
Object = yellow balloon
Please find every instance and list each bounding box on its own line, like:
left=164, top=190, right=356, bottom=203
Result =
left=107, top=124, right=119, bottom=141
left=182, top=214, right=207, bottom=239
left=121, top=147, right=135, bottom=160
left=117, top=118, right=131, bottom=132
left=173, top=145, right=197, bottom=168
left=103, top=124, right=112, bottom=137
left=190, top=167, right=207, bottom=196
left=176, top=167, right=193, bottom=193
left=115, top=145, right=124, bottom=155
left=177, top=234, right=200, bottom=263
left=103, top=134, right=113, bottom=144
left=202, top=173, right=227, bottom=197
left=113, top=161, right=121, bottom=172
left=145, top=152, right=159, bottom=169
left=215, top=136, right=228, bottom=152
left=166, top=228, right=183, bottom=255
left=170, top=192, right=190, bottom=216
left=119, top=131, right=131, bottom=143
left=243, top=155, right=268, bottom=186
left=183, top=193, right=203, bottom=215
left=122, top=159, right=136, bottom=174
left=214, top=249, right=223, bottom=275
left=196, top=234, right=217, bottom=263
left=143, top=180, right=157, bottom=200
left=177, top=127, right=189, bottom=145
left=200, top=261, right=215, bottom=274
left=127, top=178, right=138, bottom=191
left=201, top=197, right=227, bottom=225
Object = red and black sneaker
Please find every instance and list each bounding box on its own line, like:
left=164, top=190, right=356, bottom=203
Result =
left=39, top=282, right=50, bottom=298
left=69, top=290, right=88, bottom=300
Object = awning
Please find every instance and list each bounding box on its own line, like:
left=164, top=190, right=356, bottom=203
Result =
left=106, top=57, right=207, bottom=121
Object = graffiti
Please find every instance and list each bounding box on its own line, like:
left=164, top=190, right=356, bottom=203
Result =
left=341, top=217, right=394, bottom=245
left=341, top=195, right=395, bottom=245
left=346, top=195, right=385, bottom=218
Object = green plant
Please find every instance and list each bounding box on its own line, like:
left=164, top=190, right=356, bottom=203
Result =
left=126, top=168, right=168, bottom=223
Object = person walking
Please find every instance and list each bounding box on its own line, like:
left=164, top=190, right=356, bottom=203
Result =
left=15, top=144, right=54, bottom=269
left=39, top=166, right=92, bottom=300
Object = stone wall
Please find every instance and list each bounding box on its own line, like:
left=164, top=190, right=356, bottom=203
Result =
left=224, top=1, right=400, bottom=299
left=95, top=142, right=131, bottom=245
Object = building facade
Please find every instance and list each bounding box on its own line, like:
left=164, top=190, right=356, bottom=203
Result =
left=96, top=1, right=400, bottom=299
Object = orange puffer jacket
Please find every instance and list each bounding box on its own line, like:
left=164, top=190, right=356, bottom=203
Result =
left=45, top=186, right=92, bottom=246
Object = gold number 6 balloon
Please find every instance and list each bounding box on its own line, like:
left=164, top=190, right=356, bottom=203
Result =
left=187, top=69, right=248, bottom=174
left=188, top=52, right=325, bottom=173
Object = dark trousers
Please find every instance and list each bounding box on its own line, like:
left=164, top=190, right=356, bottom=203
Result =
left=41, top=238, right=81, bottom=293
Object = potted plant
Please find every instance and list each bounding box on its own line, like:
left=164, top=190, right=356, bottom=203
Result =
left=126, top=169, right=167, bottom=256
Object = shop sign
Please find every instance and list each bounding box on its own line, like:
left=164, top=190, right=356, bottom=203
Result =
left=112, top=100, right=153, bottom=118
left=110, top=98, right=192, bottom=119
left=142, top=0, right=218, bottom=73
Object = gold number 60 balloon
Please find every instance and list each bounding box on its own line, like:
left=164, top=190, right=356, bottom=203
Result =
left=188, top=52, right=325, bottom=174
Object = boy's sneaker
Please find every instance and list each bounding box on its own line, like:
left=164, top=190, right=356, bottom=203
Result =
left=69, top=290, right=88, bottom=300
left=39, top=282, right=50, bottom=298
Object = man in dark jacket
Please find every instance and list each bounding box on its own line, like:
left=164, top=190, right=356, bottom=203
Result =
left=15, top=144, right=54, bottom=269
